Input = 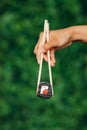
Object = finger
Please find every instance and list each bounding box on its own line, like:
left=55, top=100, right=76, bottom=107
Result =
left=42, top=39, right=57, bottom=53
left=34, top=32, right=44, bottom=53
left=35, top=33, right=44, bottom=63
left=34, top=43, right=38, bottom=54
left=50, top=50, right=56, bottom=66
left=43, top=54, right=48, bottom=62
left=36, top=52, right=41, bottom=64
left=43, top=51, right=55, bottom=67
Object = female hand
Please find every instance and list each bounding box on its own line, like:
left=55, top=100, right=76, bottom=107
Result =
left=34, top=28, right=72, bottom=66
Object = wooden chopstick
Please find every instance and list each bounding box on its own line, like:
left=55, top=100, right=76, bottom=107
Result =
left=37, top=20, right=54, bottom=96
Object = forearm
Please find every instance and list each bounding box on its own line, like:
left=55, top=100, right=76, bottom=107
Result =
left=68, top=26, right=87, bottom=42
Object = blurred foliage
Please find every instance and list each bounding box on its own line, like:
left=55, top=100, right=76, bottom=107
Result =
left=0, top=0, right=87, bottom=130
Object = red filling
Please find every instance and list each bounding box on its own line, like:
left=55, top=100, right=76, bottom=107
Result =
left=43, top=89, right=48, bottom=95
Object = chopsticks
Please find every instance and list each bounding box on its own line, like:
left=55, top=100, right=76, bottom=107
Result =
left=36, top=20, right=54, bottom=96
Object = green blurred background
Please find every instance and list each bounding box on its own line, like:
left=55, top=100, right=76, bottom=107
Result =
left=0, top=0, right=87, bottom=130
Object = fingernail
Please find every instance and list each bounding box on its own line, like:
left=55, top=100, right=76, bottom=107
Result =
left=52, top=62, right=55, bottom=67
left=53, top=60, right=56, bottom=64
left=38, top=59, right=40, bottom=64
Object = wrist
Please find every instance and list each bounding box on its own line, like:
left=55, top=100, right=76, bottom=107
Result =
left=68, top=26, right=87, bottom=42
left=67, top=26, right=80, bottom=41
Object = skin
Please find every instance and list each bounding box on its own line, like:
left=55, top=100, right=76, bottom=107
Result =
left=34, top=26, right=87, bottom=66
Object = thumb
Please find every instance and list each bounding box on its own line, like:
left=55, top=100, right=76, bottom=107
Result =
left=42, top=41, right=54, bottom=52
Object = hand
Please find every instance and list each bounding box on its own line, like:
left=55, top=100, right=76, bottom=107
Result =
left=34, top=28, right=72, bottom=66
